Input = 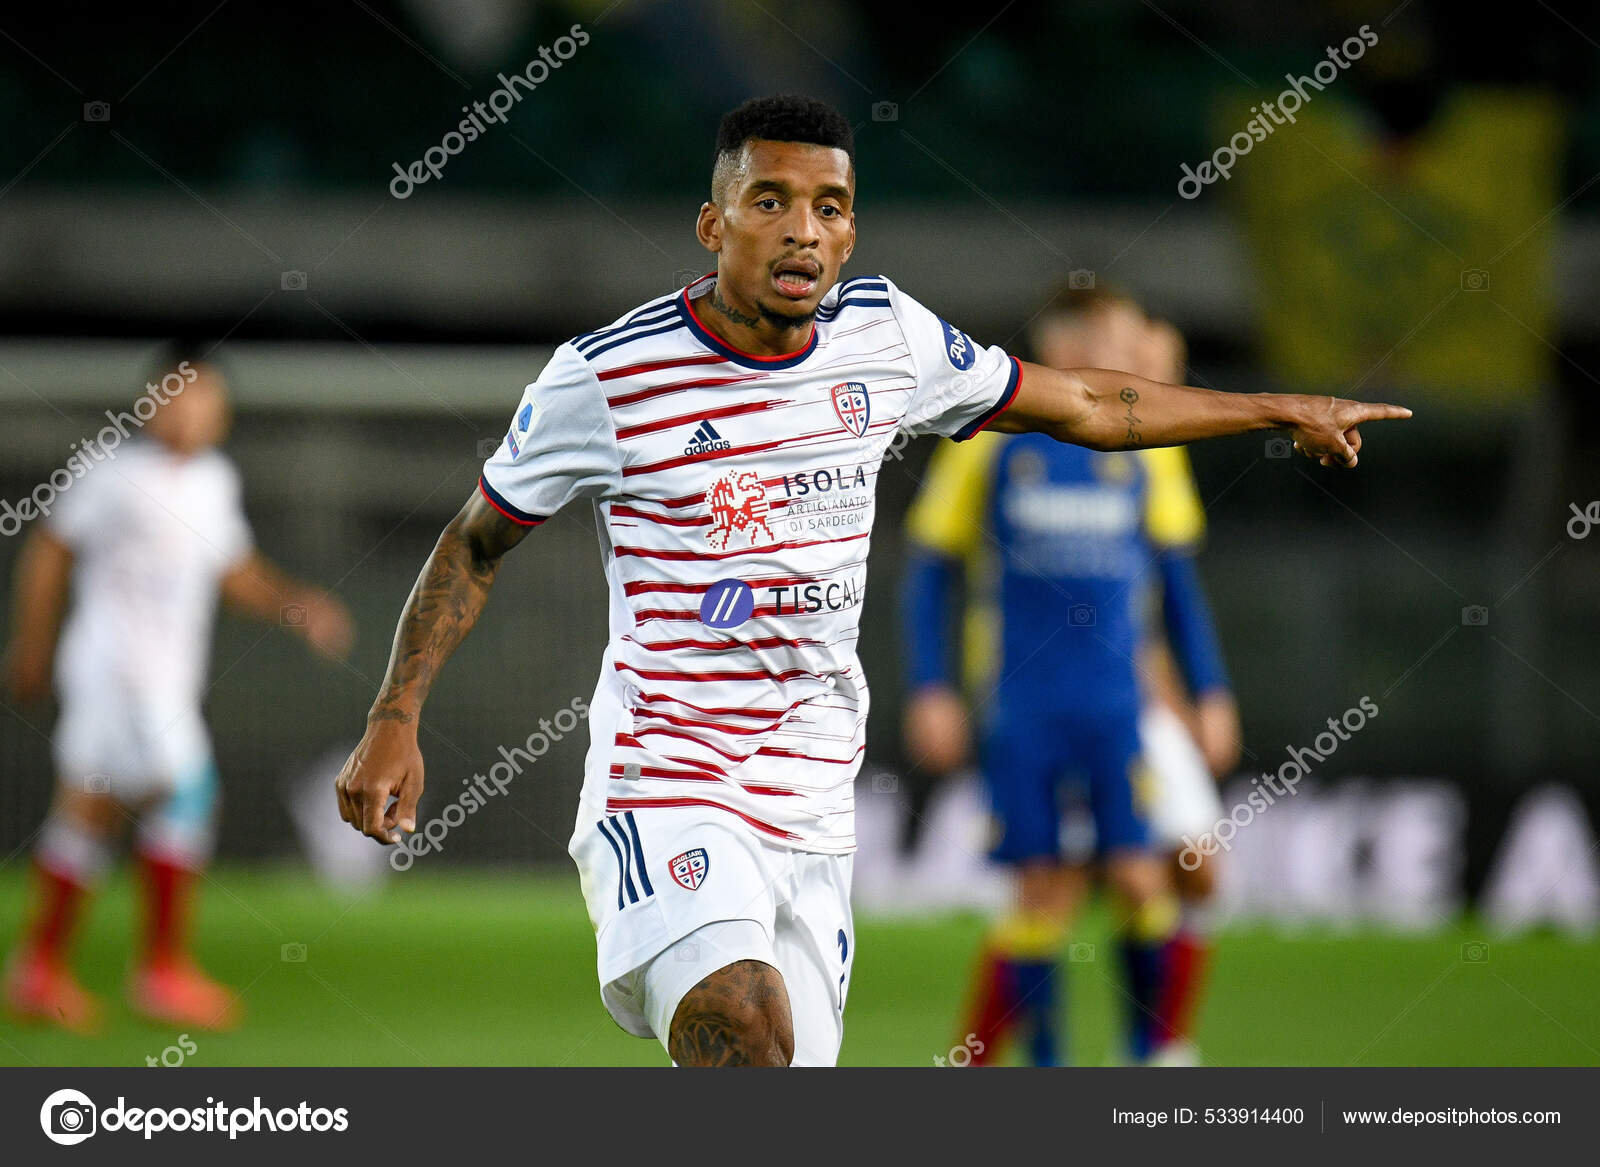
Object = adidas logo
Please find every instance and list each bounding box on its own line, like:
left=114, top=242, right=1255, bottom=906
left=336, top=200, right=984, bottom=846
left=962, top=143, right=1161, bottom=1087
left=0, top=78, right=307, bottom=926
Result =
left=683, top=420, right=732, bottom=456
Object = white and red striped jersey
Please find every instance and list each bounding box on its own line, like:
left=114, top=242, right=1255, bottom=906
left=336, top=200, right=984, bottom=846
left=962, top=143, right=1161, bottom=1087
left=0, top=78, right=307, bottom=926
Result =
left=480, top=273, right=1021, bottom=852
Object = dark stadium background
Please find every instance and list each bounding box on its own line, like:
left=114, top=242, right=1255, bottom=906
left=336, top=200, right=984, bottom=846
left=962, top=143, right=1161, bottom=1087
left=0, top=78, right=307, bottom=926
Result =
left=1, top=0, right=1597, bottom=1066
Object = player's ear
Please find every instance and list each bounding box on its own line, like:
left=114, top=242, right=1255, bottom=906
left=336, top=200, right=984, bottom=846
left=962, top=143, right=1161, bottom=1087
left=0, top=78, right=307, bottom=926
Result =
left=696, top=202, right=722, bottom=254
left=840, top=212, right=855, bottom=266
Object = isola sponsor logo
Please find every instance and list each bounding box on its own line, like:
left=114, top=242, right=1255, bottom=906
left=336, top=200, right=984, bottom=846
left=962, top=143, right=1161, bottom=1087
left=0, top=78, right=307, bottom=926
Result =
left=766, top=576, right=863, bottom=615
left=776, top=462, right=868, bottom=498
left=683, top=420, right=732, bottom=456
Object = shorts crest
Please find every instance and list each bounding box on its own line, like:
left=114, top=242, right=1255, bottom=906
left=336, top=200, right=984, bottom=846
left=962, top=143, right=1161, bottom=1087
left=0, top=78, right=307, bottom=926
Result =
left=669, top=847, right=710, bottom=891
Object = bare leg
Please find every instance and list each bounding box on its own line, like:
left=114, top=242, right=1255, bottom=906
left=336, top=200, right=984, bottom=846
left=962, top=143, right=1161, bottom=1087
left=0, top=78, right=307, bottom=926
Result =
left=668, top=959, right=795, bottom=1067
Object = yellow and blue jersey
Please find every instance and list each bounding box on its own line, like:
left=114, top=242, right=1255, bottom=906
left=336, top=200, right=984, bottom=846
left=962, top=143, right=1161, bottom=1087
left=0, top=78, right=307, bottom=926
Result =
left=903, top=431, right=1220, bottom=711
left=900, top=432, right=1227, bottom=862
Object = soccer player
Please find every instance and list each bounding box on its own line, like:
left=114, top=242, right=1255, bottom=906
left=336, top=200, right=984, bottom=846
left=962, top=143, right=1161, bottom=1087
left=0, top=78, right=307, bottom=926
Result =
left=1131, top=317, right=1241, bottom=1066
left=901, top=285, right=1176, bottom=1065
left=334, top=95, right=1408, bottom=1066
left=2, top=352, right=353, bottom=1033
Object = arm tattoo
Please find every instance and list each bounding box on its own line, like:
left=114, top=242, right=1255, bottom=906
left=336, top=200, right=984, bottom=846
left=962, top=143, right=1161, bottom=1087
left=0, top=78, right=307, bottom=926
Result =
left=369, top=522, right=500, bottom=723
left=709, top=288, right=762, bottom=329
left=1120, top=386, right=1143, bottom=448
left=668, top=959, right=791, bottom=1067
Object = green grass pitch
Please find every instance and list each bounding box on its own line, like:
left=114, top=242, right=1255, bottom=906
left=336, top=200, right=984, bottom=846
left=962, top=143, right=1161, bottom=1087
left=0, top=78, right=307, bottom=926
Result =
left=2, top=867, right=1595, bottom=1067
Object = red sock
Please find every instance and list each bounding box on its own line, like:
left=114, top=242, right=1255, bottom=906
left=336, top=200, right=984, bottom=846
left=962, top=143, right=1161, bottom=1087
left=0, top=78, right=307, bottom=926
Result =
left=959, top=947, right=1017, bottom=1066
left=25, top=862, right=89, bottom=963
left=1154, top=931, right=1210, bottom=1044
left=137, top=852, right=196, bottom=968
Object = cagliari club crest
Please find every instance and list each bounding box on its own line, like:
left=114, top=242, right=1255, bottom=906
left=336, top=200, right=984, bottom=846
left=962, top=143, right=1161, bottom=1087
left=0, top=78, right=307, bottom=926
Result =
left=830, top=381, right=871, bottom=438
left=669, top=848, right=710, bottom=891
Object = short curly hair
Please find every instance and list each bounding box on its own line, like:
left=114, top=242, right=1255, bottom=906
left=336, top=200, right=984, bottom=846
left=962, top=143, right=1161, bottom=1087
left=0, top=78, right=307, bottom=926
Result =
left=712, top=94, right=854, bottom=199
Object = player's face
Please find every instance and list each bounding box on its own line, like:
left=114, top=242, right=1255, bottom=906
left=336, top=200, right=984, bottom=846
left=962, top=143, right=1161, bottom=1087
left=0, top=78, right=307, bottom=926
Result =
left=1034, top=302, right=1145, bottom=371
left=699, top=140, right=855, bottom=325
left=151, top=364, right=231, bottom=454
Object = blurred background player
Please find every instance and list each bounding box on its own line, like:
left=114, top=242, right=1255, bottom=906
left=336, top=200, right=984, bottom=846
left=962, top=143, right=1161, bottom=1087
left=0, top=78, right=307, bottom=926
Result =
left=901, top=285, right=1231, bottom=1065
left=1128, top=317, right=1241, bottom=1066
left=1, top=349, right=353, bottom=1033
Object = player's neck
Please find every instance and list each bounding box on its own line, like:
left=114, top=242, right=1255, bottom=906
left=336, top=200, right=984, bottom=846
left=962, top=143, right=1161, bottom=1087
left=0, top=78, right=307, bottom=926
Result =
left=698, top=275, right=813, bottom=357
left=154, top=436, right=202, bottom=460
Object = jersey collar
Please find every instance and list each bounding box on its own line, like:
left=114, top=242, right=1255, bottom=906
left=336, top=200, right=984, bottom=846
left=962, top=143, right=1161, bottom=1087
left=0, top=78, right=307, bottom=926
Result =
left=677, top=274, right=818, bottom=371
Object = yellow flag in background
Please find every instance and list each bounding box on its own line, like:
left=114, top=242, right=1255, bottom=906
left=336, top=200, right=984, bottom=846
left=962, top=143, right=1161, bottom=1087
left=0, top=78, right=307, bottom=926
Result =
left=1228, top=90, right=1562, bottom=401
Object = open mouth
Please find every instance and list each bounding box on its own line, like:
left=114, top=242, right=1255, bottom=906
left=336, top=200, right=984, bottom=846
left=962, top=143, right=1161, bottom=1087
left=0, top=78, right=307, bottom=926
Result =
left=772, top=258, right=821, bottom=299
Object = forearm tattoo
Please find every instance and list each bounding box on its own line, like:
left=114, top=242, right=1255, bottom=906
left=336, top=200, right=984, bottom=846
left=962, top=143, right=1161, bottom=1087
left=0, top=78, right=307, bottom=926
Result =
left=1120, top=386, right=1143, bottom=448
left=370, top=525, right=499, bottom=723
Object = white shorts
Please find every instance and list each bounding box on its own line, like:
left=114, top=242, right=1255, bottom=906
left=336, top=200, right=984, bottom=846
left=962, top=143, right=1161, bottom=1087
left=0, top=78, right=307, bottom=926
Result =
left=1140, top=704, right=1225, bottom=847
left=53, top=683, right=214, bottom=805
left=569, top=800, right=855, bottom=1066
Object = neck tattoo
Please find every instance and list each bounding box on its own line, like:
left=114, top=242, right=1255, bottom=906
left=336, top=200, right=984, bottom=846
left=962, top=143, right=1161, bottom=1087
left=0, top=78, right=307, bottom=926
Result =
left=709, top=288, right=762, bottom=329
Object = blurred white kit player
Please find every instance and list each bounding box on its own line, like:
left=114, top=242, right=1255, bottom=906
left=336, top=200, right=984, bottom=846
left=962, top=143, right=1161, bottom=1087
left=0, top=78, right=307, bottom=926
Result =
left=3, top=355, right=351, bottom=1033
left=478, top=273, right=1022, bottom=1063
left=1140, top=703, right=1226, bottom=848
left=50, top=440, right=252, bottom=821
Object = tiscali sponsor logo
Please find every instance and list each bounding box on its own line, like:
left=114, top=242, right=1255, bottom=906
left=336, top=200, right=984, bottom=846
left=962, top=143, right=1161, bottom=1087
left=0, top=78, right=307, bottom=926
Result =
left=765, top=575, right=864, bottom=615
